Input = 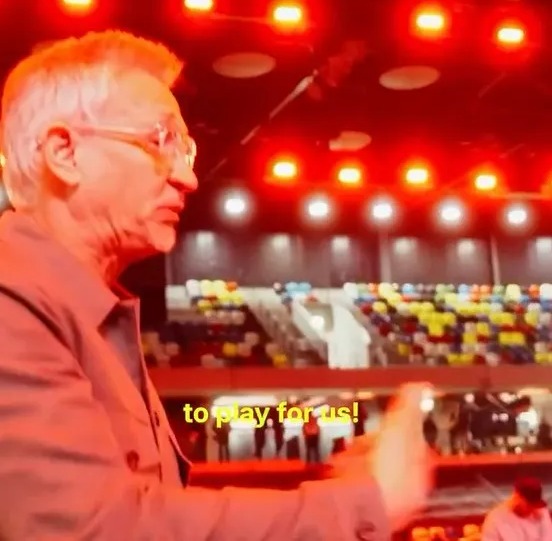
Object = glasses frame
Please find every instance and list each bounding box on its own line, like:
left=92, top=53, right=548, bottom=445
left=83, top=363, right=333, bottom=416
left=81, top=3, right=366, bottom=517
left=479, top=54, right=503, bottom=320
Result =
left=38, top=118, right=197, bottom=170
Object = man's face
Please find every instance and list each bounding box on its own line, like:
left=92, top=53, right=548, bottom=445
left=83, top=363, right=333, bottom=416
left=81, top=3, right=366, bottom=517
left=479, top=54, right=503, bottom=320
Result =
left=54, top=70, right=198, bottom=259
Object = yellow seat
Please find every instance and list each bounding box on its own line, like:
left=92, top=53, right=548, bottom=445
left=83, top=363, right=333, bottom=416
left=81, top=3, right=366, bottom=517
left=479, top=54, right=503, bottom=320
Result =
left=200, top=279, right=215, bottom=297
left=222, top=342, right=238, bottom=358
left=428, top=526, right=445, bottom=539
left=447, top=353, right=461, bottom=365
left=229, top=291, right=244, bottom=306
left=462, top=332, right=477, bottom=345
left=397, top=343, right=411, bottom=356
left=510, top=332, right=526, bottom=346
left=441, top=312, right=457, bottom=326
left=477, top=302, right=491, bottom=315
left=197, top=298, right=212, bottom=311
left=535, top=352, right=548, bottom=364
left=459, top=353, right=475, bottom=365
left=217, top=291, right=232, bottom=303
left=418, top=312, right=431, bottom=326
left=372, top=301, right=388, bottom=314
left=410, top=526, right=430, bottom=541
left=476, top=322, right=490, bottom=336
left=387, top=292, right=402, bottom=306
left=420, top=302, right=435, bottom=313
left=378, top=282, right=394, bottom=299
left=456, top=303, right=474, bottom=317
left=489, top=312, right=503, bottom=326
left=428, top=323, right=444, bottom=337
left=213, top=279, right=227, bottom=296
left=443, top=292, right=458, bottom=307
left=525, top=312, right=539, bottom=327
left=500, top=312, right=516, bottom=326
left=272, top=353, right=289, bottom=367
left=463, top=524, right=480, bottom=538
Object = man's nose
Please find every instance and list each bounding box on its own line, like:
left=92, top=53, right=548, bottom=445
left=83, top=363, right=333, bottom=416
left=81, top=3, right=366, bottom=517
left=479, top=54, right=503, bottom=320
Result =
left=169, top=155, right=199, bottom=192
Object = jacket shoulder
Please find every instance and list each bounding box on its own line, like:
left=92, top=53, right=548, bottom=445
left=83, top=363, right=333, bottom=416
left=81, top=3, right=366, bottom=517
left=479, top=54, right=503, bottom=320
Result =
left=0, top=240, right=67, bottom=339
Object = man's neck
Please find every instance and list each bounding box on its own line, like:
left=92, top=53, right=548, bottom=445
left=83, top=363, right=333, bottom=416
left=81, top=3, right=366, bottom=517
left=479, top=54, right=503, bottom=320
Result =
left=24, top=208, right=124, bottom=286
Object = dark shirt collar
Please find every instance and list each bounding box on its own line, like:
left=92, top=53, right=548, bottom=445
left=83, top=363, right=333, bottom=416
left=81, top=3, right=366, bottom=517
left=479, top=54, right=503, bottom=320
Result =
left=0, top=210, right=133, bottom=327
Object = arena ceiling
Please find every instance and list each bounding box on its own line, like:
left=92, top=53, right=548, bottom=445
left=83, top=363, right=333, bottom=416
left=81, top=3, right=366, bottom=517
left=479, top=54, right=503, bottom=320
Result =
left=3, top=0, right=552, bottom=229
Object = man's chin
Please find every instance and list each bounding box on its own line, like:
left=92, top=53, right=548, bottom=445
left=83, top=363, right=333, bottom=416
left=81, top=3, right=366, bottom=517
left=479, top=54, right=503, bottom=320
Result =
left=150, top=226, right=178, bottom=254
left=122, top=223, right=178, bottom=260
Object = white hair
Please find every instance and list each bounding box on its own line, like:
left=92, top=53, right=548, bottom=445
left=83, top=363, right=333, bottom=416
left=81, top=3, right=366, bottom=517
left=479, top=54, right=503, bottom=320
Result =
left=1, top=30, right=183, bottom=209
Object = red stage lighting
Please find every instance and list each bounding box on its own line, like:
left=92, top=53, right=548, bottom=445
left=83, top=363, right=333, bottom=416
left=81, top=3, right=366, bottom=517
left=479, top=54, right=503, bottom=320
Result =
left=184, top=0, right=213, bottom=12
left=337, top=166, right=363, bottom=187
left=404, top=165, right=430, bottom=186
left=60, top=0, right=95, bottom=13
left=268, top=158, right=298, bottom=185
left=411, top=4, right=449, bottom=38
left=495, top=21, right=526, bottom=47
left=474, top=172, right=498, bottom=191
left=272, top=3, right=304, bottom=26
left=273, top=160, right=297, bottom=178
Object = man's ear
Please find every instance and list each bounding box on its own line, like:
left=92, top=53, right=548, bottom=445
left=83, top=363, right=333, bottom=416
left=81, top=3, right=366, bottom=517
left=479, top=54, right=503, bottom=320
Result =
left=41, top=123, right=82, bottom=188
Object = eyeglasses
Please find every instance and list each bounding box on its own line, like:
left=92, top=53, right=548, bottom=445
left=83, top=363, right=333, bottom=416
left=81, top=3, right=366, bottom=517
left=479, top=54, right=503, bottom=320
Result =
left=39, top=117, right=197, bottom=170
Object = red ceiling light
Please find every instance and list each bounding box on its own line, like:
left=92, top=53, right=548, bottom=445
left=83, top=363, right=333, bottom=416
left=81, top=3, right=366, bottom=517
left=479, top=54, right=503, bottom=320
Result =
left=60, top=0, right=95, bottom=13
left=474, top=172, right=498, bottom=191
left=404, top=164, right=430, bottom=186
left=268, top=158, right=298, bottom=185
left=272, top=3, right=304, bottom=26
left=495, top=21, right=526, bottom=47
left=184, top=0, right=213, bottom=11
left=337, top=166, right=363, bottom=187
left=411, top=4, right=449, bottom=38
left=273, top=160, right=297, bottom=178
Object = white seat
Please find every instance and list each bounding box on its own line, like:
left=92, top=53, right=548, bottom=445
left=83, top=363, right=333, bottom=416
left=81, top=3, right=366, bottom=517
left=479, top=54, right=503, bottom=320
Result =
left=200, top=354, right=217, bottom=368
left=185, top=279, right=201, bottom=298
left=504, top=283, right=522, bottom=303
left=164, top=342, right=180, bottom=356
left=540, top=283, right=552, bottom=301
left=230, top=310, right=246, bottom=325
left=244, top=332, right=260, bottom=346
left=342, top=282, right=359, bottom=299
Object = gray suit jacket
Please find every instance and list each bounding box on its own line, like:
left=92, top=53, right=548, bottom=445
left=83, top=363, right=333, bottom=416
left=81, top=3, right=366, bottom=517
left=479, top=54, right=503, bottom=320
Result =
left=0, top=211, right=391, bottom=540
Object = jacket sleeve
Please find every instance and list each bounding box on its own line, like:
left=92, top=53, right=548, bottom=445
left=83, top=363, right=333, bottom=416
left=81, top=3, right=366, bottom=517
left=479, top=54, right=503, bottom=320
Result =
left=0, top=294, right=391, bottom=541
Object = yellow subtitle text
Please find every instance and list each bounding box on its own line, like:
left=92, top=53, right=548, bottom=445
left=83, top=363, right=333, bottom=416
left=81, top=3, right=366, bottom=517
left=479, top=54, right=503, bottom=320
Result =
left=182, top=401, right=359, bottom=428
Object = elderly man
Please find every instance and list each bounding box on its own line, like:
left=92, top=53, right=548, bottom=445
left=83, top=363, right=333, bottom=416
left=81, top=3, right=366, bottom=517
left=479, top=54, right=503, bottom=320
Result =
left=482, top=477, right=552, bottom=540
left=0, top=31, right=432, bottom=540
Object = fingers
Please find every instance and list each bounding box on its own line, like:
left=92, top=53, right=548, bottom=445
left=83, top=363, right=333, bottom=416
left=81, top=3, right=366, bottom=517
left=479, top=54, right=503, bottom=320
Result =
left=382, top=383, right=432, bottom=438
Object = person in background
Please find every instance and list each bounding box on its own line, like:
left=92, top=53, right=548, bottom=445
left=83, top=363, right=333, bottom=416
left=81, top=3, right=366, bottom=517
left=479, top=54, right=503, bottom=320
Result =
left=0, top=30, right=432, bottom=539
left=303, top=415, right=321, bottom=464
left=254, top=424, right=266, bottom=460
left=213, top=421, right=230, bottom=463
left=482, top=477, right=552, bottom=540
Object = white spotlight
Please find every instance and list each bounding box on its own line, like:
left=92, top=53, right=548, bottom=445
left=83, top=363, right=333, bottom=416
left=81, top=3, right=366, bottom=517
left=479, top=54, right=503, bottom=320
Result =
left=219, top=190, right=251, bottom=222
left=224, top=195, right=246, bottom=216
left=506, top=203, right=528, bottom=226
left=371, top=197, right=395, bottom=222
left=438, top=199, right=464, bottom=225
left=306, top=195, right=331, bottom=220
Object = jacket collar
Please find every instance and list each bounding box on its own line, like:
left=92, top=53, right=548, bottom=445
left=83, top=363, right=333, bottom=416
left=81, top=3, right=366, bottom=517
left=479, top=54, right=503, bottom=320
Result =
left=0, top=211, right=131, bottom=327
